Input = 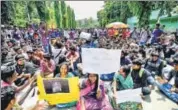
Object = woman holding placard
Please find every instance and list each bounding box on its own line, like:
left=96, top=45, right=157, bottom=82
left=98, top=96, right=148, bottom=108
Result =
left=113, top=66, right=133, bottom=98
left=55, top=63, right=76, bottom=109
left=55, top=62, right=74, bottom=78
left=78, top=73, right=113, bottom=110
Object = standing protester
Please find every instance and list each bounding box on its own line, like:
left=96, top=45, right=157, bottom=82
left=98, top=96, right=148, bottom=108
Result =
left=130, top=27, right=139, bottom=41
left=39, top=22, right=49, bottom=53
left=151, top=23, right=163, bottom=44
left=140, top=26, right=151, bottom=46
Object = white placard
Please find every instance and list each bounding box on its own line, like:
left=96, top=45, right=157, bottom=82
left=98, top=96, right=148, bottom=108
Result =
left=82, top=48, right=121, bottom=74
left=64, top=31, right=70, bottom=38
left=116, top=88, right=142, bottom=104
left=79, top=32, right=91, bottom=40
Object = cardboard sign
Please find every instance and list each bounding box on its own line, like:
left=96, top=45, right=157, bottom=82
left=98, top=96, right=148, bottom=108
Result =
left=79, top=32, right=91, bottom=40
left=64, top=31, right=70, bottom=38
left=37, top=75, right=79, bottom=105
left=82, top=48, right=121, bottom=74
left=116, top=88, right=142, bottom=104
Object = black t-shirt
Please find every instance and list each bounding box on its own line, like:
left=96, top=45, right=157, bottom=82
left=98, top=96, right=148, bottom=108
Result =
left=131, top=69, right=148, bottom=88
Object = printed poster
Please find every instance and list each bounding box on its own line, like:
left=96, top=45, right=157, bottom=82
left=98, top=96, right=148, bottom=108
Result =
left=37, top=75, right=79, bottom=105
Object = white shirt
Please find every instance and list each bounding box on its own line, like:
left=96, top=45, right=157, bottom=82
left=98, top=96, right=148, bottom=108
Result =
left=51, top=46, right=67, bottom=64
left=140, top=30, right=151, bottom=43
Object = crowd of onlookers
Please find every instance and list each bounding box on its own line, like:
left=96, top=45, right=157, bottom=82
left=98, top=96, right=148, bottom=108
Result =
left=1, top=22, right=178, bottom=110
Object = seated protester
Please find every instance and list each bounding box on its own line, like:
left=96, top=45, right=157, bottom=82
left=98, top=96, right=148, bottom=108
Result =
left=6, top=39, right=17, bottom=56
left=144, top=51, right=164, bottom=77
left=55, top=62, right=74, bottom=78
left=1, top=62, right=31, bottom=92
left=6, top=39, right=16, bottom=49
left=66, top=46, right=80, bottom=74
left=78, top=73, right=113, bottom=110
left=66, top=46, right=79, bottom=63
left=13, top=46, right=23, bottom=55
left=20, top=42, right=29, bottom=60
left=120, top=50, right=132, bottom=66
left=1, top=86, right=18, bottom=110
left=15, top=54, right=37, bottom=86
left=131, top=59, right=152, bottom=96
left=164, top=40, right=176, bottom=59
left=27, top=50, right=40, bottom=67
left=55, top=63, right=76, bottom=108
left=55, top=41, right=67, bottom=55
left=1, top=47, right=14, bottom=64
left=168, top=46, right=178, bottom=65
left=157, top=57, right=178, bottom=103
left=33, top=46, right=44, bottom=60
left=155, top=45, right=164, bottom=59
left=139, top=46, right=147, bottom=62
left=52, top=42, right=67, bottom=64
left=128, top=49, right=141, bottom=61
left=113, top=66, right=133, bottom=97
left=1, top=86, right=48, bottom=110
left=40, top=54, right=55, bottom=78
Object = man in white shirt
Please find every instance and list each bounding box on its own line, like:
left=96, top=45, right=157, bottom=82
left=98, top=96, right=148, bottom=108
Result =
left=130, top=27, right=139, bottom=40
left=139, top=26, right=151, bottom=45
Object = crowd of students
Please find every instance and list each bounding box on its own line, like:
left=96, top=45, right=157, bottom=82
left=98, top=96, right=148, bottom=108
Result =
left=1, top=22, right=178, bottom=110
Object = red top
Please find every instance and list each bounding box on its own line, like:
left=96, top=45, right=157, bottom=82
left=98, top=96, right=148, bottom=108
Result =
left=108, top=29, right=114, bottom=37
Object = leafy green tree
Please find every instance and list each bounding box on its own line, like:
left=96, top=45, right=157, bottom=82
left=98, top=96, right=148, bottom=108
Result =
left=1, top=1, right=15, bottom=24
left=35, top=1, right=49, bottom=22
left=128, top=1, right=152, bottom=27
left=71, top=9, right=76, bottom=28
left=61, top=1, right=67, bottom=28
left=54, top=1, right=61, bottom=28
left=67, top=6, right=72, bottom=28
left=1, top=1, right=76, bottom=28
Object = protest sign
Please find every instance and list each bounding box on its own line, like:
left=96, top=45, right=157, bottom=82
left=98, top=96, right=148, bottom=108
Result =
left=82, top=48, right=121, bottom=74
left=79, top=32, right=91, bottom=40
left=37, top=75, right=79, bottom=105
left=64, top=31, right=70, bottom=38
left=116, top=88, right=142, bottom=104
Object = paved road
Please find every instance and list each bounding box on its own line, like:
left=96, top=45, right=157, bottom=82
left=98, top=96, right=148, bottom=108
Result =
left=18, top=81, right=178, bottom=110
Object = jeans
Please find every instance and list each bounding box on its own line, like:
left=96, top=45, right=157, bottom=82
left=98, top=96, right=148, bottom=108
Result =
left=147, top=76, right=156, bottom=85
left=157, top=83, right=178, bottom=103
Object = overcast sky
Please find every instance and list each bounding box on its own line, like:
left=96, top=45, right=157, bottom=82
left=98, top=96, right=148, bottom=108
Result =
left=66, top=1, right=104, bottom=20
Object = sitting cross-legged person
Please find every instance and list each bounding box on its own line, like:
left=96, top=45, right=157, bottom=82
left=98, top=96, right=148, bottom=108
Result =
left=55, top=62, right=76, bottom=109
left=156, top=57, right=178, bottom=104
left=113, top=66, right=133, bottom=98
left=15, top=54, right=37, bottom=86
left=131, top=59, right=153, bottom=97
left=1, top=62, right=32, bottom=92
left=78, top=73, right=113, bottom=110
left=40, top=54, right=55, bottom=78
left=1, top=86, right=48, bottom=110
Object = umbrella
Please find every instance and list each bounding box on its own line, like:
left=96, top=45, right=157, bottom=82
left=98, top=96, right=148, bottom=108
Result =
left=106, top=22, right=129, bottom=29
